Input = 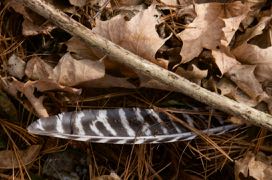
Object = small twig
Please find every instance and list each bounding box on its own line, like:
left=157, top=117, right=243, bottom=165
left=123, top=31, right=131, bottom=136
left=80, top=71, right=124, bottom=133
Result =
left=92, top=0, right=110, bottom=19
left=20, top=0, right=272, bottom=130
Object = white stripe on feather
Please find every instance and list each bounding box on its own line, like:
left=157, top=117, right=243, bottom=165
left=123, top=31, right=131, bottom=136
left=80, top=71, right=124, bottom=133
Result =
left=56, top=113, right=65, bottom=134
left=75, top=112, right=86, bottom=135
left=36, top=120, right=45, bottom=131
left=89, top=119, right=104, bottom=136
left=183, top=114, right=194, bottom=127
left=171, top=121, right=182, bottom=133
left=96, top=138, right=110, bottom=143
left=146, top=109, right=169, bottom=134
left=119, top=109, right=135, bottom=136
left=116, top=139, right=129, bottom=144
left=134, top=108, right=152, bottom=136
left=75, top=136, right=91, bottom=141
left=134, top=138, right=145, bottom=144
left=97, top=110, right=117, bottom=136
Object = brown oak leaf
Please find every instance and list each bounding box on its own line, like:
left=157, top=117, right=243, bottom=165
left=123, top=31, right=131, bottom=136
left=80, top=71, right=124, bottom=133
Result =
left=226, top=64, right=268, bottom=102
left=177, top=3, right=225, bottom=63
left=92, top=4, right=171, bottom=68
left=232, top=44, right=272, bottom=83
left=212, top=47, right=240, bottom=75
left=178, top=2, right=249, bottom=64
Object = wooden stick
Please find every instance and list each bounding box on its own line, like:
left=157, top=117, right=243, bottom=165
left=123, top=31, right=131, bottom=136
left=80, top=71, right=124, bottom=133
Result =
left=20, top=0, right=272, bottom=130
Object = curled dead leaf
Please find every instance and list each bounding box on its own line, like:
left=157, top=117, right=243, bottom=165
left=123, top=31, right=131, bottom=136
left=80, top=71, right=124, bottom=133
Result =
left=50, top=53, right=105, bottom=86
left=7, top=54, right=26, bottom=79
left=0, top=145, right=41, bottom=169
left=8, top=0, right=56, bottom=36
left=27, top=80, right=82, bottom=94
left=22, top=19, right=56, bottom=36
left=25, top=56, right=53, bottom=80
left=1, top=77, right=81, bottom=117
left=235, top=151, right=272, bottom=180
left=235, top=16, right=272, bottom=47
left=1, top=77, right=49, bottom=117
left=221, top=2, right=250, bottom=46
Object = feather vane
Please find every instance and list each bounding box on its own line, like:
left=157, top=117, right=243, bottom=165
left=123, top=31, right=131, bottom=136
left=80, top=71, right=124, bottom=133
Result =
left=27, top=108, right=238, bottom=144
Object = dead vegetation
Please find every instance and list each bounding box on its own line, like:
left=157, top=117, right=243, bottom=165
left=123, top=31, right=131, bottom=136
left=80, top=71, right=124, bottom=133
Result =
left=0, top=0, right=272, bottom=179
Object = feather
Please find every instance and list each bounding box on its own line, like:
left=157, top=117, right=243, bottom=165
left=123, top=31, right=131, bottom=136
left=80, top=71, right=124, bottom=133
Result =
left=27, top=108, right=238, bottom=144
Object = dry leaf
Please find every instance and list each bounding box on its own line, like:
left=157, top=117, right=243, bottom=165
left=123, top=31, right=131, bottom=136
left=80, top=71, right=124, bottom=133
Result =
left=217, top=77, right=261, bottom=107
left=50, top=53, right=105, bottom=86
left=228, top=116, right=247, bottom=125
left=265, top=97, right=272, bottom=114
left=69, top=0, right=86, bottom=7
left=1, top=77, right=81, bottom=117
left=176, top=64, right=207, bottom=85
left=235, top=16, right=272, bottom=47
left=8, top=0, right=32, bottom=20
left=25, top=56, right=53, bottom=80
left=65, top=37, right=97, bottom=60
left=0, top=145, right=41, bottom=169
left=235, top=151, right=272, bottom=180
left=227, top=64, right=268, bottom=101
left=232, top=43, right=272, bottom=83
left=211, top=47, right=240, bottom=75
left=65, top=37, right=138, bottom=77
left=1, top=77, right=49, bottom=117
left=92, top=4, right=171, bottom=68
left=7, top=54, right=26, bottom=79
left=28, top=80, right=82, bottom=94
left=0, top=90, right=18, bottom=120
left=177, top=3, right=225, bottom=63
left=218, top=1, right=250, bottom=18
left=8, top=0, right=56, bottom=36
left=66, top=4, right=170, bottom=77
left=221, top=2, right=250, bottom=46
left=178, top=2, right=250, bottom=63
left=22, top=19, right=56, bottom=36
left=160, top=0, right=178, bottom=6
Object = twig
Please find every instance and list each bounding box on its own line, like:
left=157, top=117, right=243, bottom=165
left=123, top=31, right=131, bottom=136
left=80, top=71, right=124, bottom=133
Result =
left=92, top=0, right=110, bottom=19
left=20, top=0, right=272, bottom=130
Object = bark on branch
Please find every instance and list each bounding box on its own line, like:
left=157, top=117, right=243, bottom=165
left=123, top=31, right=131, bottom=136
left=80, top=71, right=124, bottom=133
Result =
left=20, top=0, right=272, bottom=130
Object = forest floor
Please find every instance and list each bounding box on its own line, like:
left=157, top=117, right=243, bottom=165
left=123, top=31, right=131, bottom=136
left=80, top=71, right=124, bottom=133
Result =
left=0, top=0, right=272, bottom=179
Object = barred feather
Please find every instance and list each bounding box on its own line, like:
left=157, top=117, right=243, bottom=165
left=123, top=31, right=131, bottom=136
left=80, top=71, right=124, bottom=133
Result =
left=27, top=108, right=238, bottom=144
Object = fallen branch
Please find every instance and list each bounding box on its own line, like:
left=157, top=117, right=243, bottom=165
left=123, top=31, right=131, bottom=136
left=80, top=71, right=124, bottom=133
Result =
left=20, top=0, right=272, bottom=130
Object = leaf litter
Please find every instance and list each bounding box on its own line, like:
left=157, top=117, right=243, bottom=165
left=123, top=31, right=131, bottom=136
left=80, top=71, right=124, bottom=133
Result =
left=0, top=0, right=272, bottom=179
